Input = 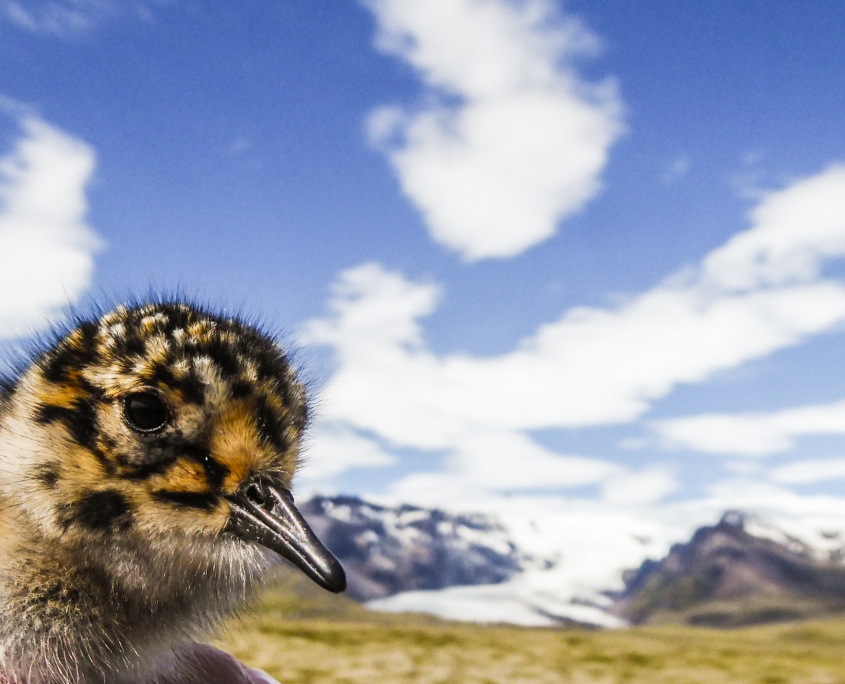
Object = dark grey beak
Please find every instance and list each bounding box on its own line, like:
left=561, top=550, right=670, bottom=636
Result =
left=225, top=483, right=346, bottom=593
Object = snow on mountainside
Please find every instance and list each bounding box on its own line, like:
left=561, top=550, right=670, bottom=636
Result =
left=300, top=495, right=533, bottom=601
left=300, top=494, right=641, bottom=626
left=300, top=495, right=845, bottom=628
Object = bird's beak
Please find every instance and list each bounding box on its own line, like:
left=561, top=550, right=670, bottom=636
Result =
left=225, top=483, right=346, bottom=593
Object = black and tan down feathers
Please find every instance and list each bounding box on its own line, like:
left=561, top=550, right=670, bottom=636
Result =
left=0, top=301, right=342, bottom=684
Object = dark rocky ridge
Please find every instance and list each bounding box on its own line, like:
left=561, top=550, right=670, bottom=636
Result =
left=612, top=511, right=845, bottom=627
left=300, top=495, right=526, bottom=601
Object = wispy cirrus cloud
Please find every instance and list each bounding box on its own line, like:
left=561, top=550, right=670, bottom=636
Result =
left=653, top=400, right=845, bottom=457
left=601, top=468, right=678, bottom=506
left=1, top=0, right=164, bottom=37
left=300, top=165, right=845, bottom=502
left=771, top=459, right=845, bottom=485
left=661, top=155, right=691, bottom=184
left=0, top=115, right=101, bottom=339
left=363, top=0, right=624, bottom=261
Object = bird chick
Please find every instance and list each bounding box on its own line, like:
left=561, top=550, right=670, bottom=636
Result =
left=0, top=301, right=345, bottom=684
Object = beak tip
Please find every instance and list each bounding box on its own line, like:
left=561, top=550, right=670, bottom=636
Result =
left=309, top=557, right=347, bottom=593
left=324, top=581, right=347, bottom=594
left=326, top=571, right=347, bottom=594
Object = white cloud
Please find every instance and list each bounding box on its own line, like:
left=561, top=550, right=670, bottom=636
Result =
left=302, top=165, right=845, bottom=498
left=701, top=165, right=845, bottom=290
left=3, top=0, right=104, bottom=35
left=451, top=431, right=619, bottom=491
left=601, top=468, right=678, bottom=505
left=385, top=430, right=621, bottom=506
left=229, top=137, right=251, bottom=155
left=654, top=400, right=845, bottom=456
left=771, top=459, right=845, bottom=485
left=0, top=116, right=101, bottom=339
left=729, top=151, right=768, bottom=199
left=703, top=478, right=845, bottom=537
left=298, top=422, right=396, bottom=483
left=307, top=166, right=845, bottom=444
left=363, top=0, right=624, bottom=261
left=661, top=155, right=690, bottom=184
left=1, top=0, right=162, bottom=37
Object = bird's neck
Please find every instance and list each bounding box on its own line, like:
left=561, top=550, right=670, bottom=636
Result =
left=0, top=516, right=265, bottom=684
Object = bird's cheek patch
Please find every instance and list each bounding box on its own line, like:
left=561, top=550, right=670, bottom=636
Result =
left=153, top=458, right=209, bottom=490
left=146, top=458, right=219, bottom=511
left=58, top=489, right=134, bottom=533
left=130, top=458, right=229, bottom=534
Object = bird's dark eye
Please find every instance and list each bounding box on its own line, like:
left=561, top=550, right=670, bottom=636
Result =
left=122, top=392, right=169, bottom=433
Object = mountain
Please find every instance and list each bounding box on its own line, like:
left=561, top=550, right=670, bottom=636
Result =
left=299, top=494, right=621, bottom=627
left=612, top=511, right=845, bottom=627
left=300, top=495, right=527, bottom=601
left=299, top=495, right=845, bottom=628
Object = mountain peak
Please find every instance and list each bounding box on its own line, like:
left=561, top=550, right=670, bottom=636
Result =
left=613, top=511, right=845, bottom=627
left=301, top=494, right=526, bottom=601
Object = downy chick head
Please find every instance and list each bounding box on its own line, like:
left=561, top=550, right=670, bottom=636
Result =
left=0, top=301, right=345, bottom=593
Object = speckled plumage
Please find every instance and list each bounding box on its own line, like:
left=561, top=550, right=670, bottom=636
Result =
left=0, top=301, right=317, bottom=683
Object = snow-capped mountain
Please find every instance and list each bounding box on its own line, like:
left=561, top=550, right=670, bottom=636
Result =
left=300, top=495, right=531, bottom=601
left=300, top=494, right=638, bottom=627
left=613, top=511, right=845, bottom=626
left=301, top=495, right=845, bottom=628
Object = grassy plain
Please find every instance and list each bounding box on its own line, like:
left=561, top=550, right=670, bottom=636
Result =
left=216, top=571, right=845, bottom=684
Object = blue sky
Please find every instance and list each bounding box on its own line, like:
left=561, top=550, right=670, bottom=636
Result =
left=4, top=0, right=845, bottom=571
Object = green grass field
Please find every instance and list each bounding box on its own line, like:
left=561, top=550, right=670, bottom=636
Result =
left=216, top=571, right=845, bottom=684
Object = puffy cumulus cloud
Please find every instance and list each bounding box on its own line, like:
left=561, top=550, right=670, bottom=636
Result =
left=305, top=262, right=440, bottom=363
left=301, top=165, right=845, bottom=498
left=363, top=0, right=624, bottom=261
left=653, top=400, right=845, bottom=457
left=0, top=116, right=101, bottom=339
